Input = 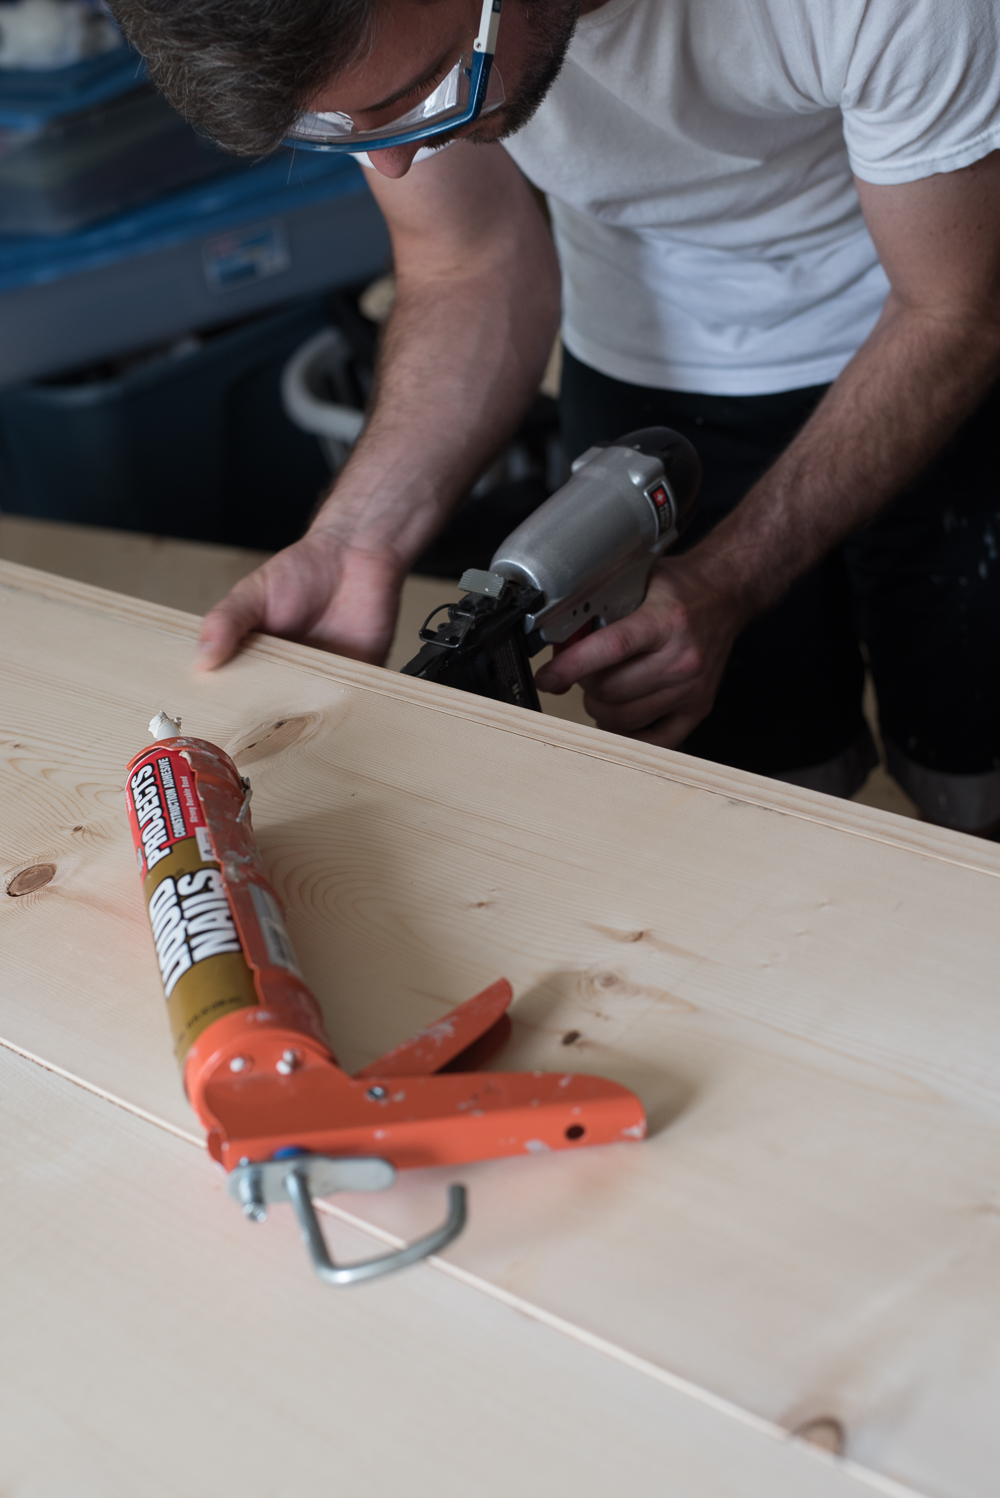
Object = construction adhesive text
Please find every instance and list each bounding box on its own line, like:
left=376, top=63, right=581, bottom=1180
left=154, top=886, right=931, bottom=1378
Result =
left=148, top=869, right=243, bottom=996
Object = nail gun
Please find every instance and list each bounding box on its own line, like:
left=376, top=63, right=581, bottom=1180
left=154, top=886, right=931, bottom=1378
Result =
left=401, top=427, right=701, bottom=704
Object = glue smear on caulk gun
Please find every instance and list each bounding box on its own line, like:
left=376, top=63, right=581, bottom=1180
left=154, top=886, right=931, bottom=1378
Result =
left=127, top=711, right=647, bottom=1285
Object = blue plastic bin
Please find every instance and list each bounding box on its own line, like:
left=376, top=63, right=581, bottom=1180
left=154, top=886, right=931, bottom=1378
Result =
left=0, top=49, right=245, bottom=235
left=0, top=151, right=390, bottom=385
left=0, top=48, right=148, bottom=130
left=0, top=294, right=340, bottom=550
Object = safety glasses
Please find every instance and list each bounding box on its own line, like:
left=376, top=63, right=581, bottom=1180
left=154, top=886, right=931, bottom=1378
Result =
left=285, top=0, right=503, bottom=153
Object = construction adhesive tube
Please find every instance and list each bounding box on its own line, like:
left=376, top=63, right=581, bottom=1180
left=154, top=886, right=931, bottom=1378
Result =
left=125, top=712, right=333, bottom=1129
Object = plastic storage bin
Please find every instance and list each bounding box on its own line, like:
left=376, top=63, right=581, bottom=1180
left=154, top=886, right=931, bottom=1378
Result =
left=0, top=150, right=390, bottom=385
left=0, top=49, right=243, bottom=235
left=0, top=295, right=338, bottom=551
left=280, top=327, right=367, bottom=473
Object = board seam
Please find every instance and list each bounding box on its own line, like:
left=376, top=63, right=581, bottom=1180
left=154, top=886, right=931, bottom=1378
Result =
left=0, top=1029, right=933, bottom=1498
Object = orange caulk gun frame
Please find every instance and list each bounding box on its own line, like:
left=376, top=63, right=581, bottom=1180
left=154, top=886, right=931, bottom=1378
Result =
left=127, top=712, right=646, bottom=1285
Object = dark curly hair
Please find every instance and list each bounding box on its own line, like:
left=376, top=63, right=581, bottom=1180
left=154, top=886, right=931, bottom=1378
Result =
left=108, top=0, right=380, bottom=155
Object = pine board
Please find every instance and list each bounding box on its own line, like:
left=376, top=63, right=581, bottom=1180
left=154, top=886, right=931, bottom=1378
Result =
left=2, top=558, right=999, bottom=1497
left=0, top=512, right=920, bottom=811
left=0, top=1045, right=884, bottom=1498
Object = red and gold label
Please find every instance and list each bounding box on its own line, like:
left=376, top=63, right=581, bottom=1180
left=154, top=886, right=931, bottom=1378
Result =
left=126, top=746, right=259, bottom=1061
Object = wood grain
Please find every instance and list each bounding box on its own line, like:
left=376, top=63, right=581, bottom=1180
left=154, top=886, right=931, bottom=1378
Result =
left=1, top=1046, right=891, bottom=1498
left=0, top=514, right=919, bottom=812
left=2, top=559, right=999, bottom=1498
left=0, top=515, right=598, bottom=730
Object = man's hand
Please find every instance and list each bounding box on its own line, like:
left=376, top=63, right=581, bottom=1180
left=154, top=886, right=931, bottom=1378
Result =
left=535, top=554, right=750, bottom=747
left=198, top=532, right=403, bottom=669
left=541, top=151, right=1000, bottom=745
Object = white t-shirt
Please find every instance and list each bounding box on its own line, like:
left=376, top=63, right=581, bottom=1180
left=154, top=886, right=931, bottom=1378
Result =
left=502, top=0, right=1000, bottom=395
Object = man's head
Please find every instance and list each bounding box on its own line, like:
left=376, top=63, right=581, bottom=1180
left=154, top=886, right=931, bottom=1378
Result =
left=110, top=0, right=580, bottom=174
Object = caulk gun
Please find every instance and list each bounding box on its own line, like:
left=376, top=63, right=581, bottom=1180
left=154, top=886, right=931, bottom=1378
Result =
left=127, top=713, right=646, bottom=1289
left=402, top=427, right=702, bottom=704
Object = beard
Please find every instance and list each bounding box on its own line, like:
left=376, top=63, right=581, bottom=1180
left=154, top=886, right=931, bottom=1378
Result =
left=479, top=0, right=581, bottom=139
left=432, top=0, right=581, bottom=150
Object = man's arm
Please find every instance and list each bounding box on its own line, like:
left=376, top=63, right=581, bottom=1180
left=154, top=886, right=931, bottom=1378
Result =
left=535, top=150, right=1000, bottom=747
left=198, top=142, right=559, bottom=668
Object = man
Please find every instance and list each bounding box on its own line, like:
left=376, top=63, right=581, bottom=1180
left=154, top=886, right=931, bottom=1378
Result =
left=114, top=0, right=1000, bottom=834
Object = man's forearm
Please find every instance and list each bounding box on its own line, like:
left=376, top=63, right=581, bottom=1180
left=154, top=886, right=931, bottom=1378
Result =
left=197, top=148, right=560, bottom=672
left=308, top=151, right=560, bottom=571
left=690, top=292, right=1000, bottom=625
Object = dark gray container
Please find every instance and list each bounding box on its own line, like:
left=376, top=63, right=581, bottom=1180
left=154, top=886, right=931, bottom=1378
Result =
left=0, top=296, right=339, bottom=551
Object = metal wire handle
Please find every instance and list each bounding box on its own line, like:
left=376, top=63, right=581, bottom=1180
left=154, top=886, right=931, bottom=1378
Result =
left=285, top=1173, right=467, bottom=1286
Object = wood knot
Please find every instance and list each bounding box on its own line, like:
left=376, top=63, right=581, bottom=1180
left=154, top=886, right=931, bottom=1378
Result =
left=561, top=1030, right=582, bottom=1046
left=228, top=713, right=322, bottom=766
left=792, top=1417, right=846, bottom=1456
left=7, top=863, right=57, bottom=897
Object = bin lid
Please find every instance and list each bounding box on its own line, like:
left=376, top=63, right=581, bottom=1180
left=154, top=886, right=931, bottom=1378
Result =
left=0, top=150, right=368, bottom=293
left=0, top=49, right=147, bottom=130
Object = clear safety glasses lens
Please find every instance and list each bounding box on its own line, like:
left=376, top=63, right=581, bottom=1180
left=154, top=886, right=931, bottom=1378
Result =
left=287, top=52, right=504, bottom=149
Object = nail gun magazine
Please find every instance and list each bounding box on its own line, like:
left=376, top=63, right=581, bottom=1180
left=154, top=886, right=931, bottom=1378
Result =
left=401, top=427, right=701, bottom=706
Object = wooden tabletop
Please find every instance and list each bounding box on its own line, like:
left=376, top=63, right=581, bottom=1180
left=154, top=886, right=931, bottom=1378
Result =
left=1, top=557, right=998, bottom=1498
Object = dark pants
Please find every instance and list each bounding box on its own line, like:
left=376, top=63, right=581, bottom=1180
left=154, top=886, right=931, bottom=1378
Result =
left=560, top=348, right=1000, bottom=830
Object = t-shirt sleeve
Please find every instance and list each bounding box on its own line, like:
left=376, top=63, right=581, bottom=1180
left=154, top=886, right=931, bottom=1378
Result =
left=840, top=0, right=1000, bottom=184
